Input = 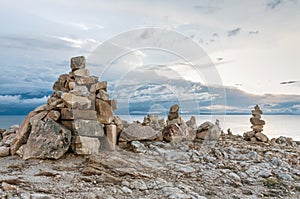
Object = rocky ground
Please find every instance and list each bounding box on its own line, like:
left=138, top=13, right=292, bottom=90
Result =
left=1, top=133, right=299, bottom=199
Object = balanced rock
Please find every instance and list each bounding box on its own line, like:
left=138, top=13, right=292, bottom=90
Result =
left=22, top=119, right=72, bottom=160
left=196, top=121, right=221, bottom=141
left=70, top=56, right=86, bottom=71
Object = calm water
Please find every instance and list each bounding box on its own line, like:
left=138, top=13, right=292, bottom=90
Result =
left=0, top=115, right=299, bottom=140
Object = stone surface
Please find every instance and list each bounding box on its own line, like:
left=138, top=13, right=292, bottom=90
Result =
left=75, top=76, right=98, bottom=85
left=69, top=119, right=104, bottom=137
left=119, top=123, right=158, bottom=142
left=61, top=93, right=91, bottom=110
left=96, top=100, right=114, bottom=124
left=10, top=111, right=38, bottom=155
left=90, top=81, right=107, bottom=92
left=0, top=146, right=10, bottom=157
left=29, top=111, right=49, bottom=125
left=255, top=132, right=269, bottom=142
left=72, top=68, right=90, bottom=77
left=96, top=90, right=110, bottom=101
left=196, top=122, right=221, bottom=141
left=47, top=110, right=60, bottom=121
left=186, top=116, right=197, bottom=129
left=69, top=85, right=90, bottom=97
left=60, top=108, right=97, bottom=120
left=72, top=136, right=100, bottom=155
left=162, top=124, right=184, bottom=142
left=113, top=116, right=124, bottom=134
left=70, top=56, right=86, bottom=70
left=53, top=74, right=70, bottom=92
left=105, top=100, right=118, bottom=110
left=105, top=124, right=117, bottom=150
left=22, top=119, right=72, bottom=160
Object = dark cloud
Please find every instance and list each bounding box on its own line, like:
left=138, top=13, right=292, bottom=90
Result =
left=280, top=80, right=298, bottom=85
left=267, top=0, right=283, bottom=9
left=227, top=28, right=241, bottom=37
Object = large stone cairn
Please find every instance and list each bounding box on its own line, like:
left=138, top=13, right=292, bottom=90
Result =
left=6, top=56, right=121, bottom=159
left=243, top=105, right=269, bottom=143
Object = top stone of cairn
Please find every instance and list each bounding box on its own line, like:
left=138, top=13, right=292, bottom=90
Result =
left=71, top=56, right=86, bottom=70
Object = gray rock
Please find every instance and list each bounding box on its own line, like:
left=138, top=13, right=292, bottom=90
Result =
left=70, top=56, right=86, bottom=70
left=61, top=109, right=97, bottom=120
left=69, top=119, right=104, bottom=137
left=104, top=124, right=117, bottom=150
left=130, top=141, right=147, bottom=153
left=121, top=187, right=132, bottom=195
left=61, top=93, right=92, bottom=110
left=162, top=124, right=184, bottom=142
left=69, top=85, right=90, bottom=97
left=72, top=136, right=100, bottom=155
left=72, top=68, right=90, bottom=77
left=96, top=90, right=110, bottom=101
left=255, top=132, right=269, bottom=142
left=46, top=110, right=60, bottom=121
left=119, top=123, right=158, bottom=142
left=0, top=146, right=10, bottom=157
left=22, top=119, right=72, bottom=160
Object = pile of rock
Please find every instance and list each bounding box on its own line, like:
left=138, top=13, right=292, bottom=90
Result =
left=243, top=105, right=269, bottom=143
left=162, top=104, right=196, bottom=142
left=142, top=114, right=164, bottom=130
left=2, top=56, right=122, bottom=159
left=0, top=126, right=18, bottom=157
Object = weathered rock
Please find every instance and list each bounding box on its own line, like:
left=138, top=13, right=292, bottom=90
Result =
left=61, top=108, right=97, bottom=120
left=251, top=125, right=264, bottom=132
left=105, top=124, right=117, bottom=150
left=72, top=136, right=100, bottom=155
left=197, top=121, right=214, bottom=132
left=0, top=146, right=10, bottom=157
left=47, top=98, right=64, bottom=110
left=69, top=85, right=90, bottom=97
left=22, top=119, right=72, bottom=160
left=1, top=132, right=16, bottom=146
left=243, top=131, right=256, bottom=141
left=90, top=81, right=107, bottom=93
left=68, top=119, right=104, bottom=137
left=33, top=104, right=48, bottom=112
left=255, top=132, right=269, bottom=142
left=70, top=56, right=86, bottom=70
left=96, top=100, right=114, bottom=124
left=72, top=68, right=90, bottom=77
left=196, top=122, right=221, bottom=141
left=162, top=124, right=184, bottom=142
left=169, top=104, right=179, bottom=113
left=250, top=117, right=265, bottom=125
left=61, top=93, right=91, bottom=110
left=10, top=111, right=38, bottom=155
left=96, top=90, right=110, bottom=101
left=29, top=110, right=49, bottom=124
left=113, top=116, right=124, bottom=134
left=47, top=110, right=60, bottom=121
left=119, top=123, right=158, bottom=142
left=75, top=76, right=98, bottom=85
left=186, top=116, right=197, bottom=129
left=53, top=74, right=70, bottom=92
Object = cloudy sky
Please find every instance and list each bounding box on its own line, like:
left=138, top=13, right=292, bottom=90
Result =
left=0, top=0, right=300, bottom=115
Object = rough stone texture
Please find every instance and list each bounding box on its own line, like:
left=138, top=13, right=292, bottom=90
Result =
left=10, top=111, right=38, bottom=155
left=22, top=119, right=72, bottom=160
left=196, top=121, right=221, bottom=141
left=162, top=124, right=184, bottom=142
left=106, top=100, right=118, bottom=110
left=70, top=56, right=86, bottom=70
left=0, top=146, right=10, bottom=157
left=75, top=76, right=98, bottom=85
left=113, top=116, right=124, bottom=134
left=72, top=136, right=100, bottom=155
left=255, top=132, right=269, bottom=142
left=69, top=119, right=104, bottom=137
left=60, top=108, right=97, bottom=120
left=53, top=74, right=70, bottom=92
left=61, top=93, right=91, bottom=110
left=69, top=85, right=90, bottom=97
left=105, top=125, right=117, bottom=150
left=72, top=68, right=90, bottom=77
left=119, top=123, right=158, bottom=142
left=96, top=90, right=110, bottom=101
left=96, top=100, right=114, bottom=124
left=47, top=110, right=60, bottom=121
left=90, top=81, right=107, bottom=93
left=186, top=116, right=197, bottom=129
left=29, top=111, right=49, bottom=125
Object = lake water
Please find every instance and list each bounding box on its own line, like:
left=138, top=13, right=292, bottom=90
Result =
left=0, top=115, right=299, bottom=141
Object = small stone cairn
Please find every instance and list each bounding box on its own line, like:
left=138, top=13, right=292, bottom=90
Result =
left=243, top=105, right=269, bottom=143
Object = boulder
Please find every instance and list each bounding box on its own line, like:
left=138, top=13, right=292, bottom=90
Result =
left=67, top=119, right=104, bottom=137
left=29, top=110, right=49, bottom=125
left=90, top=81, right=107, bottom=93
left=250, top=117, right=265, bottom=126
left=10, top=111, right=38, bottom=155
left=70, top=56, right=86, bottom=70
left=243, top=131, right=256, bottom=141
left=53, top=74, right=70, bottom=92
left=196, top=122, right=221, bottom=141
left=22, top=119, right=72, bottom=160
left=61, top=93, right=91, bottom=110
left=69, top=85, right=90, bottom=97
left=71, top=136, right=100, bottom=155
left=119, top=123, right=158, bottom=142
left=96, top=100, right=114, bottom=124
left=0, top=146, right=10, bottom=157
left=96, top=90, right=110, bottom=101
left=186, top=116, right=197, bottom=129
left=113, top=116, right=124, bottom=134
left=61, top=109, right=97, bottom=120
left=75, top=76, right=98, bottom=85
left=255, top=132, right=269, bottom=143
left=197, top=121, right=214, bottom=132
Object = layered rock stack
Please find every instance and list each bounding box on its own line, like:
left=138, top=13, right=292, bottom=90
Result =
left=162, top=104, right=196, bottom=142
left=8, top=56, right=121, bottom=159
left=243, top=105, right=269, bottom=143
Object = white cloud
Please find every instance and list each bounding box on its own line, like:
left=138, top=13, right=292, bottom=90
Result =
left=0, top=95, right=48, bottom=105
